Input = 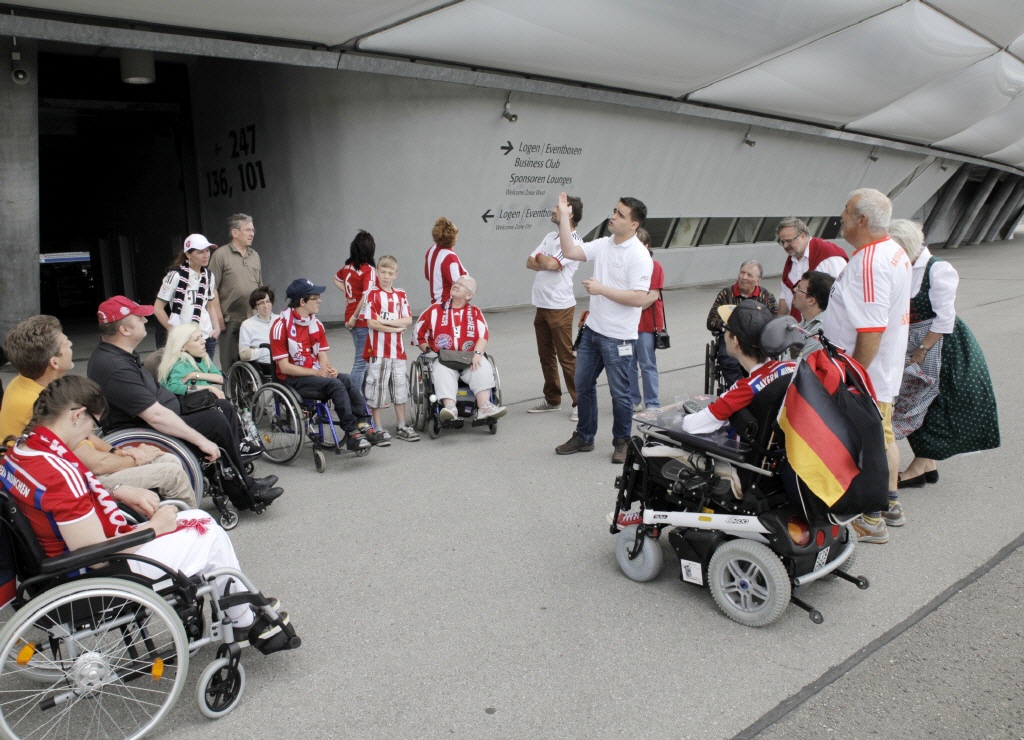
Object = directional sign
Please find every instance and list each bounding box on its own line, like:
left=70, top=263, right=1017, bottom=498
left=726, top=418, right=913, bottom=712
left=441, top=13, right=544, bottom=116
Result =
left=481, top=209, right=495, bottom=223
left=500, top=141, right=514, bottom=155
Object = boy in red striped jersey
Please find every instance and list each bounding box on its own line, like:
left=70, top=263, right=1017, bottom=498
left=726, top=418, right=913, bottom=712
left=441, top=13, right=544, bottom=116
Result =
left=362, top=256, right=418, bottom=441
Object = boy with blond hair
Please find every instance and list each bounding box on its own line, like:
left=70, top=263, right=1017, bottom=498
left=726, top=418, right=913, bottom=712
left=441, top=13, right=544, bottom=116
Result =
left=362, top=255, right=418, bottom=441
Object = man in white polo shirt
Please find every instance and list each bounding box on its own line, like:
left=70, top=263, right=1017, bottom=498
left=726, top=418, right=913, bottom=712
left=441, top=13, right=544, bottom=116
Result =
left=553, top=192, right=652, bottom=464
left=823, top=188, right=911, bottom=545
left=526, top=196, right=583, bottom=418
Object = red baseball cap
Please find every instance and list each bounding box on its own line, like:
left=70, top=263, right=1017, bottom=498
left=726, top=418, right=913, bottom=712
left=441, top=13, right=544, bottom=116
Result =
left=97, top=296, right=155, bottom=325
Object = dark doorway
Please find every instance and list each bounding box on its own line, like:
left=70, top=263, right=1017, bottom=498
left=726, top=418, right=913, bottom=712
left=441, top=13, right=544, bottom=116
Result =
left=37, top=51, right=199, bottom=329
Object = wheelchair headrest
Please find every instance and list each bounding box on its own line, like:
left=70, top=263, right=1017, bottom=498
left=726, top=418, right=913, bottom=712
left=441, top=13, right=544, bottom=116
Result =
left=760, top=316, right=805, bottom=357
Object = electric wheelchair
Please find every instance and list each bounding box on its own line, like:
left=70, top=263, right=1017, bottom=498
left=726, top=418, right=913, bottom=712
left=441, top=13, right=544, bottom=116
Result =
left=611, top=318, right=875, bottom=627
left=0, top=488, right=300, bottom=738
left=406, top=351, right=503, bottom=438
left=226, top=356, right=370, bottom=474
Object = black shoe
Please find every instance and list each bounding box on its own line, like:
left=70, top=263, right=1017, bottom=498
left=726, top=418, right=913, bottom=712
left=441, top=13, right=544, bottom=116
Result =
left=897, top=473, right=926, bottom=489
left=924, top=470, right=939, bottom=484
left=254, top=475, right=278, bottom=489
left=238, top=611, right=294, bottom=655
left=254, top=486, right=283, bottom=504
left=346, top=431, right=372, bottom=452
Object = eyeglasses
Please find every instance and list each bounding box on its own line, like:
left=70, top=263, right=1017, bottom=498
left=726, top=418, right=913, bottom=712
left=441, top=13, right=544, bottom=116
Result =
left=255, top=299, right=273, bottom=306
left=73, top=407, right=102, bottom=434
left=793, top=287, right=809, bottom=296
left=777, top=237, right=802, bottom=246
left=306, top=295, right=322, bottom=302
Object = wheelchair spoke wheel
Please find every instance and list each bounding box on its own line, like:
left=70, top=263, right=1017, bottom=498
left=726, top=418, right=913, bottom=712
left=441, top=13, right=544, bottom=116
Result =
left=102, top=428, right=204, bottom=502
left=708, top=539, right=791, bottom=627
left=0, top=577, right=189, bottom=740
left=314, top=449, right=327, bottom=473
left=250, top=384, right=304, bottom=464
left=408, top=361, right=428, bottom=432
left=197, top=657, right=246, bottom=719
left=614, top=525, right=664, bottom=582
left=226, top=361, right=262, bottom=411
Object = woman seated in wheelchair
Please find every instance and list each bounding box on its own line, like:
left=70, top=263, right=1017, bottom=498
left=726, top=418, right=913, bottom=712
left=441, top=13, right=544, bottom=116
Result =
left=683, top=300, right=796, bottom=435
left=1, top=375, right=294, bottom=654
left=238, top=285, right=278, bottom=370
left=414, top=275, right=506, bottom=422
left=159, top=323, right=262, bottom=459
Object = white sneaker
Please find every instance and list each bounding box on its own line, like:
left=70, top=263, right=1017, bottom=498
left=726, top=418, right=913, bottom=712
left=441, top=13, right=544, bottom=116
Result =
left=476, top=403, right=507, bottom=420
left=439, top=405, right=457, bottom=422
left=570, top=408, right=578, bottom=422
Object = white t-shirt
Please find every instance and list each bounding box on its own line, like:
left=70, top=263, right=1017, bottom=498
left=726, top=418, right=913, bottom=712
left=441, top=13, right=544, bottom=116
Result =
left=531, top=230, right=582, bottom=310
left=821, top=237, right=911, bottom=403
left=239, top=313, right=278, bottom=363
left=157, top=268, right=217, bottom=337
left=581, top=234, right=653, bottom=340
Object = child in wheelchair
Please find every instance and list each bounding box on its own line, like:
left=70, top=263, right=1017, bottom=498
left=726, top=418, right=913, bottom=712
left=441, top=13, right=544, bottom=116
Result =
left=609, top=300, right=881, bottom=626
left=1, top=376, right=298, bottom=653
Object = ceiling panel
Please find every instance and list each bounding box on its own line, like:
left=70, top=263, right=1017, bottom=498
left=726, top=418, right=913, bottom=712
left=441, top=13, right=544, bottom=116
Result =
left=689, top=2, right=995, bottom=125
left=928, top=0, right=1024, bottom=48
left=358, top=0, right=901, bottom=98
left=7, top=0, right=448, bottom=46
left=847, top=53, right=1024, bottom=144
left=933, top=92, right=1024, bottom=156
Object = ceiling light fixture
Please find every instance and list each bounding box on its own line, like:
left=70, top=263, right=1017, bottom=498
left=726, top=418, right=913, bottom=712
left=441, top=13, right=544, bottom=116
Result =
left=120, top=49, right=155, bottom=84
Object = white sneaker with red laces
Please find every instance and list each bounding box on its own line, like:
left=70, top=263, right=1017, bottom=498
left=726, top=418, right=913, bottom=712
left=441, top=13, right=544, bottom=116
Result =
left=606, top=509, right=644, bottom=527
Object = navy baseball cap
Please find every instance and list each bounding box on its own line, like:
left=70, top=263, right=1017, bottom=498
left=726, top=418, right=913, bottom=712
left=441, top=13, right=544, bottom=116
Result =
left=718, top=299, right=772, bottom=349
left=285, top=278, right=327, bottom=300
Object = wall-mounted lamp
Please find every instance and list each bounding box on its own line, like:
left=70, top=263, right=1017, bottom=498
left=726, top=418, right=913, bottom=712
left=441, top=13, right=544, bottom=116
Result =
left=120, top=49, right=155, bottom=84
left=742, top=127, right=755, bottom=147
left=868, top=146, right=880, bottom=162
left=502, top=92, right=518, bottom=123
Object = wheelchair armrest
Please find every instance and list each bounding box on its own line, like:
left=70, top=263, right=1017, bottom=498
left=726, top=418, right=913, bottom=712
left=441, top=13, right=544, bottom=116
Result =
left=38, top=528, right=157, bottom=576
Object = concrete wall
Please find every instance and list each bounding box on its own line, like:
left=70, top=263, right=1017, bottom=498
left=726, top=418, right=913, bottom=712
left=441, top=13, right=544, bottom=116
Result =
left=189, top=60, right=944, bottom=318
left=0, top=39, right=39, bottom=341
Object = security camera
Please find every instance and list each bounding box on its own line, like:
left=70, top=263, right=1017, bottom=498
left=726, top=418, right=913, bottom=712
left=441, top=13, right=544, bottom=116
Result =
left=12, top=67, right=29, bottom=85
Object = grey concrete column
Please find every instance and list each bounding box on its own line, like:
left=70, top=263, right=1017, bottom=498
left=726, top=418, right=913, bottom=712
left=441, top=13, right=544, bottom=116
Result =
left=0, top=38, right=39, bottom=342
left=944, top=168, right=1000, bottom=249
left=923, top=163, right=972, bottom=237
left=985, top=179, right=1024, bottom=241
left=970, top=175, right=1017, bottom=244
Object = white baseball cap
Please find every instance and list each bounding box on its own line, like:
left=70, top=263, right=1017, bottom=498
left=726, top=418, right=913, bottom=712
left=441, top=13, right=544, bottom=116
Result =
left=184, top=234, right=215, bottom=252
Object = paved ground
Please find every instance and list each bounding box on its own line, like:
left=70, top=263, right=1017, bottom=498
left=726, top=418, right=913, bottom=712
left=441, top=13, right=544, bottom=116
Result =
left=1, top=239, right=1020, bottom=738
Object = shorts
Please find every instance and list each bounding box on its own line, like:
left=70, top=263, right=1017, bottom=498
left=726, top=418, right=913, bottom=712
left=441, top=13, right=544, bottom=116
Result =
left=877, top=400, right=894, bottom=446
left=363, top=357, right=408, bottom=408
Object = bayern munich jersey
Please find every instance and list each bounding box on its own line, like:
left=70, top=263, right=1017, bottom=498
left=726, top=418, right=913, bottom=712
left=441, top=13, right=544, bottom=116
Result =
left=424, top=245, right=466, bottom=303
left=270, top=308, right=330, bottom=381
left=361, top=288, right=411, bottom=360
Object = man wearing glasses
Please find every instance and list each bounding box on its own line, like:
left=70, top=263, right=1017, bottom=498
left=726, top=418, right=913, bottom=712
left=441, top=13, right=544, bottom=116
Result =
left=210, top=213, right=263, bottom=370
left=775, top=217, right=848, bottom=321
left=269, top=278, right=383, bottom=451
left=790, top=270, right=834, bottom=359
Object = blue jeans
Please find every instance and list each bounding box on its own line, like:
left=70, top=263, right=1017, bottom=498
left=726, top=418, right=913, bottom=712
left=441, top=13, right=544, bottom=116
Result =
left=574, top=327, right=635, bottom=444
left=629, top=332, right=660, bottom=408
left=349, top=326, right=369, bottom=413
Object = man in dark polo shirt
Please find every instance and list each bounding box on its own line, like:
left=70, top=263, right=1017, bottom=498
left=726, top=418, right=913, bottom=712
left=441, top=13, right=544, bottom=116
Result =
left=87, top=296, right=282, bottom=507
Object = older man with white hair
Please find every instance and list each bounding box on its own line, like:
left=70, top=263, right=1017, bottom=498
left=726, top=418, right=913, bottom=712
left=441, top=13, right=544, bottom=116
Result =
left=823, top=188, right=911, bottom=544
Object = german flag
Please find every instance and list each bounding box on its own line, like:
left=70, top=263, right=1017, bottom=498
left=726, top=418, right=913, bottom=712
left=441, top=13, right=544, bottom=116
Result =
left=778, top=360, right=862, bottom=508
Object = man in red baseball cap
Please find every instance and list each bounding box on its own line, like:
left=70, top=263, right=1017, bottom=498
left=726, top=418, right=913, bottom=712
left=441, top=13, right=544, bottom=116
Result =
left=88, top=296, right=282, bottom=509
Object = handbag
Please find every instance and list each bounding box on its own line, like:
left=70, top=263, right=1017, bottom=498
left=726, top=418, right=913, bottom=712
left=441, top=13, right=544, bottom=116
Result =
left=437, top=349, right=474, bottom=370
left=179, top=388, right=218, bottom=414
left=653, top=304, right=670, bottom=350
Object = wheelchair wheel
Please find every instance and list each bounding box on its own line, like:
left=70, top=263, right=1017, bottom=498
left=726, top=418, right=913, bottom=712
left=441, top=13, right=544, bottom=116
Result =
left=708, top=538, right=791, bottom=627
left=219, top=508, right=239, bottom=531
left=0, top=577, right=189, bottom=739
left=487, top=353, right=502, bottom=406
left=226, top=361, right=262, bottom=411
left=614, top=525, right=664, bottom=582
left=103, top=427, right=204, bottom=500
left=704, top=341, right=716, bottom=395
left=407, top=360, right=429, bottom=433
left=314, top=449, right=327, bottom=473
left=197, top=657, right=246, bottom=719
left=428, top=416, right=440, bottom=439
left=250, top=384, right=304, bottom=464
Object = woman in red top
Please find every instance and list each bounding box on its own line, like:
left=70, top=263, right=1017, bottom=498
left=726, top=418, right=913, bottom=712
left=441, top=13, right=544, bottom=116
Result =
left=333, top=230, right=377, bottom=398
left=1, top=375, right=288, bottom=650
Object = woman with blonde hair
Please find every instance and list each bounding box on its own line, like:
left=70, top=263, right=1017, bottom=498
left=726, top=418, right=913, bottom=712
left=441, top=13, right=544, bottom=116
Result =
left=158, top=322, right=225, bottom=399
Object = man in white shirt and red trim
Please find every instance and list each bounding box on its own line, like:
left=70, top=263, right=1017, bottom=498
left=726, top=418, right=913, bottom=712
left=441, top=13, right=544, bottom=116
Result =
left=823, top=189, right=911, bottom=544
left=776, top=217, right=848, bottom=321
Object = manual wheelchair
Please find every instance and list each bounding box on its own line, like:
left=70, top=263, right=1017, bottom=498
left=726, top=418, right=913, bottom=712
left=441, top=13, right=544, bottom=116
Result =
left=226, top=358, right=370, bottom=474
left=0, top=490, right=300, bottom=738
left=406, top=351, right=503, bottom=438
left=611, top=318, right=871, bottom=627
left=704, top=333, right=728, bottom=396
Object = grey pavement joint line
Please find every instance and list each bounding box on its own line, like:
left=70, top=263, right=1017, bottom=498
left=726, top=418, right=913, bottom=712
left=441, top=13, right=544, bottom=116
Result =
left=733, top=529, right=1024, bottom=740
